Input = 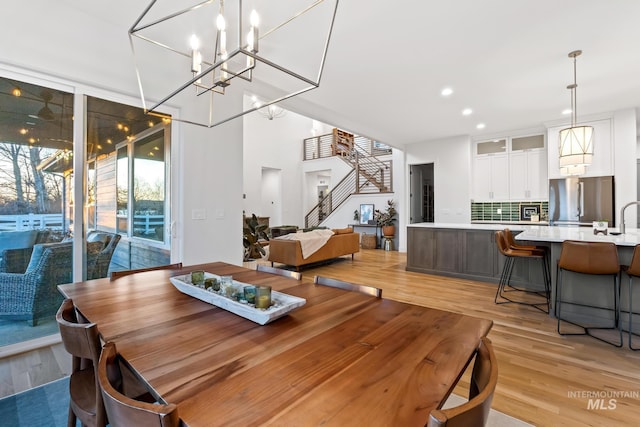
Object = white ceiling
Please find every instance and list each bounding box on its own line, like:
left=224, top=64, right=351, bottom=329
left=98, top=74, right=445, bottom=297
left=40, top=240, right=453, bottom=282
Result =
left=59, top=0, right=640, bottom=147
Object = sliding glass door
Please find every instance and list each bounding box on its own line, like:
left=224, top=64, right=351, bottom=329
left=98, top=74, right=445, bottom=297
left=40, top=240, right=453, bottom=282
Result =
left=0, top=73, right=172, bottom=346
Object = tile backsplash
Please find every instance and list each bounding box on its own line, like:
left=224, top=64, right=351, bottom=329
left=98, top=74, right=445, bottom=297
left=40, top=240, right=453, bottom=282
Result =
left=471, top=201, right=548, bottom=222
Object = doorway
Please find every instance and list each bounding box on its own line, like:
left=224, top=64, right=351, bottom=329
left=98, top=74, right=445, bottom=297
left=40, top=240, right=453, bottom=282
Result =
left=261, top=167, right=282, bottom=226
left=409, top=163, right=434, bottom=223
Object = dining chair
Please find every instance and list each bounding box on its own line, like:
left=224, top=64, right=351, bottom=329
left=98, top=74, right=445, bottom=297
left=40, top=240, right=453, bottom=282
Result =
left=556, top=240, right=622, bottom=347
left=494, top=230, right=549, bottom=313
left=56, top=298, right=107, bottom=427
left=256, top=264, right=302, bottom=280
left=110, top=262, right=183, bottom=280
left=98, top=341, right=181, bottom=427
left=313, top=275, right=382, bottom=297
left=622, top=244, right=640, bottom=350
left=426, top=337, right=498, bottom=427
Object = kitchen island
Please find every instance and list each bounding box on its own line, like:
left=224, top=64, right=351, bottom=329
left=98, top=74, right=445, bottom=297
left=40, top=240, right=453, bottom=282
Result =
left=406, top=222, right=548, bottom=287
left=516, top=226, right=640, bottom=325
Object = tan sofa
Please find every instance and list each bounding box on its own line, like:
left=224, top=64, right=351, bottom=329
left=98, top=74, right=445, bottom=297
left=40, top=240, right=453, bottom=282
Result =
left=268, top=228, right=360, bottom=270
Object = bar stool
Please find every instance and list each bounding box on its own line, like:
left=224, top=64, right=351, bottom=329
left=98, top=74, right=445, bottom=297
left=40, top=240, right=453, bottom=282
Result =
left=494, top=230, right=550, bottom=313
left=622, top=244, right=640, bottom=350
left=503, top=228, right=550, bottom=281
left=556, top=240, right=622, bottom=347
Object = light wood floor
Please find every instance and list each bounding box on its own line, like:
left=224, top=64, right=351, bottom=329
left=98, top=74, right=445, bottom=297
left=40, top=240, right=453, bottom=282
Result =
left=3, top=249, right=640, bottom=426
left=259, top=250, right=640, bottom=427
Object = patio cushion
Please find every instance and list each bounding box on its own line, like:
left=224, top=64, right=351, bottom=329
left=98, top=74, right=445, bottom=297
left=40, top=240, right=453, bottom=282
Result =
left=26, top=241, right=72, bottom=274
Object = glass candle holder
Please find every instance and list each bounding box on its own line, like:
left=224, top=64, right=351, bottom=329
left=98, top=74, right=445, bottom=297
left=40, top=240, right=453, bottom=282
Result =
left=254, top=286, right=272, bottom=309
left=191, top=270, right=205, bottom=285
left=243, top=286, right=256, bottom=304
left=220, top=275, right=234, bottom=297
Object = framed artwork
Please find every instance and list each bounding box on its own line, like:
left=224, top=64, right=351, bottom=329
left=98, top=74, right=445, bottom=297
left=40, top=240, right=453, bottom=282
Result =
left=360, top=204, right=374, bottom=225
left=519, top=203, right=541, bottom=221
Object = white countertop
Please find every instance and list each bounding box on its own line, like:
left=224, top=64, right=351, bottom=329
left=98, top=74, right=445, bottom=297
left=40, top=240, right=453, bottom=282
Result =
left=407, top=222, right=545, bottom=231
left=515, top=226, right=640, bottom=246
left=407, top=222, right=640, bottom=246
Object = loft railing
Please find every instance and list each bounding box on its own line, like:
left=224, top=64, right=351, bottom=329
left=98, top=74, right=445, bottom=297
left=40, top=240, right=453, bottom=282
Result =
left=303, top=132, right=391, bottom=161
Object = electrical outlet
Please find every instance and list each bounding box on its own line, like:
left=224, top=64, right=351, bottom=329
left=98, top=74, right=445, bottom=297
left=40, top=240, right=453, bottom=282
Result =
left=496, top=208, right=502, bottom=214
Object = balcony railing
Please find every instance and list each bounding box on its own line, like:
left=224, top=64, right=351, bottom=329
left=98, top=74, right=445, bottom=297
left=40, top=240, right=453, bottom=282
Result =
left=303, top=132, right=392, bottom=161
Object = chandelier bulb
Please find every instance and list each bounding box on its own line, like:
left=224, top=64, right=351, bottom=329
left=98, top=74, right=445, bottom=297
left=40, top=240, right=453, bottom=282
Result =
left=250, top=9, right=259, bottom=27
left=217, top=13, right=226, bottom=31
left=190, top=34, right=200, bottom=50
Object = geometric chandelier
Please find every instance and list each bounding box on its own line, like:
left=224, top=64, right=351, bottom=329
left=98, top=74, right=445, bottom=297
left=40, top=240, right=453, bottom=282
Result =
left=129, top=0, right=339, bottom=128
left=558, top=50, right=594, bottom=175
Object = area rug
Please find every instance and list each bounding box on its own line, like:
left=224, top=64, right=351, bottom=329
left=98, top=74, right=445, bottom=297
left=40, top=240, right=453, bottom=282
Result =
left=0, top=316, right=58, bottom=347
left=0, top=377, right=69, bottom=427
left=444, top=394, right=534, bottom=427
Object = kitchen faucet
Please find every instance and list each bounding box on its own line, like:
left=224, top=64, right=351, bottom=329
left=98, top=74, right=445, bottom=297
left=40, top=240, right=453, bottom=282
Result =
left=619, top=201, right=640, bottom=234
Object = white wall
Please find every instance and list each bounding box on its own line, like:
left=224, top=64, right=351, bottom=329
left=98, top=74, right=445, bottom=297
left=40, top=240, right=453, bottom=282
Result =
left=243, top=98, right=320, bottom=227
left=405, top=135, right=472, bottom=224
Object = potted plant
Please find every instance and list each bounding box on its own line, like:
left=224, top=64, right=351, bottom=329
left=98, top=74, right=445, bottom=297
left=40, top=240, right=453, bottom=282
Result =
left=243, top=214, right=269, bottom=261
left=374, top=199, right=397, bottom=237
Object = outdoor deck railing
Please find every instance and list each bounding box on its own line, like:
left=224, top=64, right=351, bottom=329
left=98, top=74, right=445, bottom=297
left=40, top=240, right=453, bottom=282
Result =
left=0, top=214, right=63, bottom=231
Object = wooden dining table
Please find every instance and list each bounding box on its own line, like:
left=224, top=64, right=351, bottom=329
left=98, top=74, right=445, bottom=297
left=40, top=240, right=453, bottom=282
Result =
left=58, top=262, right=493, bottom=427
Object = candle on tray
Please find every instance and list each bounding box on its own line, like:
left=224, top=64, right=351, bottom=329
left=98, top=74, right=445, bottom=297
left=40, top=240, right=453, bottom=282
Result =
left=255, top=286, right=271, bottom=309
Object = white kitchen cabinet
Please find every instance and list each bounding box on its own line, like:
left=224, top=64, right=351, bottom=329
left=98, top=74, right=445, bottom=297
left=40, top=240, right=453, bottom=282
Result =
left=510, top=149, right=548, bottom=200
left=547, top=118, right=613, bottom=179
left=473, top=154, right=510, bottom=201
left=509, top=134, right=547, bottom=200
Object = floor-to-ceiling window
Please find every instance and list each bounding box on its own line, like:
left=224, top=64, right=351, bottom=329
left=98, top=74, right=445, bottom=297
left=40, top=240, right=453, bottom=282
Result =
left=0, top=75, right=172, bottom=348
left=86, top=96, right=171, bottom=273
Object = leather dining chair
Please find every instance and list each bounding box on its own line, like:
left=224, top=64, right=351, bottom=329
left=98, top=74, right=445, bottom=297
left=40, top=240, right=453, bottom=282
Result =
left=98, top=342, right=180, bottom=427
left=256, top=264, right=302, bottom=280
left=313, top=275, right=382, bottom=297
left=110, top=262, right=183, bottom=280
left=556, top=240, right=622, bottom=347
left=494, top=230, right=549, bottom=313
left=427, top=337, right=498, bottom=427
left=623, top=244, right=640, bottom=350
left=56, top=298, right=107, bottom=427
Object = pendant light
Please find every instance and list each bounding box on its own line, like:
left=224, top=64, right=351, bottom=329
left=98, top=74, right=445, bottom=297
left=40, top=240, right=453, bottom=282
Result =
left=559, top=50, right=593, bottom=172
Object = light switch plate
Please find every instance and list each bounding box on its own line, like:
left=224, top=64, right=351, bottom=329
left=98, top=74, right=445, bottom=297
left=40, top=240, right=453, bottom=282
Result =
left=191, top=209, right=206, bottom=220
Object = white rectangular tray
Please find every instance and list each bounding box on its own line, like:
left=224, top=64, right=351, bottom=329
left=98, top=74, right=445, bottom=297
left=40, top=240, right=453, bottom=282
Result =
left=169, top=273, right=306, bottom=325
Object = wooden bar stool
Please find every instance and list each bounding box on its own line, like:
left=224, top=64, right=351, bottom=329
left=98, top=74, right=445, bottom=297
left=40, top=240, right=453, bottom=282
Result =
left=622, top=244, right=640, bottom=350
left=556, top=240, right=622, bottom=347
left=494, top=230, right=550, bottom=313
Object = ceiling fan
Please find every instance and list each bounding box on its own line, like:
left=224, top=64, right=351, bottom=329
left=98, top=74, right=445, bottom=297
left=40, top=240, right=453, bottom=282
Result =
left=31, top=90, right=56, bottom=121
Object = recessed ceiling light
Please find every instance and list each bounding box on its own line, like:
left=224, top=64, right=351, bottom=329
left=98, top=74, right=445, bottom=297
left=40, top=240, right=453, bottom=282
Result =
left=476, top=123, right=486, bottom=129
left=462, top=108, right=473, bottom=116
left=441, top=87, right=453, bottom=97
left=562, top=109, right=572, bottom=115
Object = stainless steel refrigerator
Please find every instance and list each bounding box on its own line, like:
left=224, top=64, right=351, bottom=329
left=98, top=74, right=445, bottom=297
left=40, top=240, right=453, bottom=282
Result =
left=548, top=176, right=615, bottom=226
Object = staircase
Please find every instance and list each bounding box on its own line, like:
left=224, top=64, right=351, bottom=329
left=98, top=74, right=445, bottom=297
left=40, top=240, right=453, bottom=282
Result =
left=303, top=130, right=393, bottom=228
